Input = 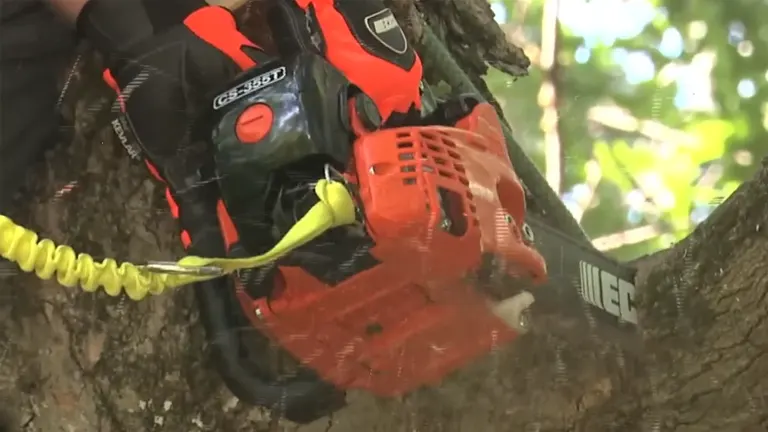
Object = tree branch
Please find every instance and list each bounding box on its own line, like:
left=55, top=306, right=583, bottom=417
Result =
left=539, top=0, right=565, bottom=195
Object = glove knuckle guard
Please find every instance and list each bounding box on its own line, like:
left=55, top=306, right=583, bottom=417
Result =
left=269, top=0, right=423, bottom=120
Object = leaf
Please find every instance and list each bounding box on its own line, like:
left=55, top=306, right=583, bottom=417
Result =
left=612, top=141, right=659, bottom=174
left=593, top=141, right=635, bottom=192
left=683, top=119, right=733, bottom=163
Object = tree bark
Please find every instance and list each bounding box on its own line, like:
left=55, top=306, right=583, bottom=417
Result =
left=2, top=1, right=766, bottom=431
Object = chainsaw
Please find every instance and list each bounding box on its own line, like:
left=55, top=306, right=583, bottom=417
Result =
left=0, top=40, right=640, bottom=425
left=182, top=51, right=641, bottom=422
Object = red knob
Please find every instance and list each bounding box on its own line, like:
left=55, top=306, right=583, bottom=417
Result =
left=235, top=103, right=274, bottom=144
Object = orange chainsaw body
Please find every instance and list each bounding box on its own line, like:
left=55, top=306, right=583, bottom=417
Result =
left=236, top=102, right=547, bottom=395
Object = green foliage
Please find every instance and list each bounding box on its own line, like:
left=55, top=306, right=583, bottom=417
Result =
left=486, top=0, right=766, bottom=259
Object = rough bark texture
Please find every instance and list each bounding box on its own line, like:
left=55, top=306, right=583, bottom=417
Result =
left=1, top=1, right=766, bottom=431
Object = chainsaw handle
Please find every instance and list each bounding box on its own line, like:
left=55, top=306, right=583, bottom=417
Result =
left=193, top=276, right=345, bottom=423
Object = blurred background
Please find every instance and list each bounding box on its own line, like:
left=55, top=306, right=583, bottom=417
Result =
left=487, top=0, right=766, bottom=261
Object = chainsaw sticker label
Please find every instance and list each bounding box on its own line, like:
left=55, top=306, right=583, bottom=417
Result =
left=364, top=9, right=408, bottom=54
left=579, top=261, right=638, bottom=324
left=213, top=66, right=286, bottom=110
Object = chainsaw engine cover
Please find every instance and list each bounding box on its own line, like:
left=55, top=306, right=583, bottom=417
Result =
left=234, top=101, right=548, bottom=396
left=205, top=52, right=356, bottom=254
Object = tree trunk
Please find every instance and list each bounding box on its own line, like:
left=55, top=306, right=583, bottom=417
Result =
left=2, top=1, right=766, bottom=431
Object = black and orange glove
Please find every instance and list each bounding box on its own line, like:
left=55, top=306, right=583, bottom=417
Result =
left=77, top=0, right=269, bottom=254
left=270, top=0, right=423, bottom=124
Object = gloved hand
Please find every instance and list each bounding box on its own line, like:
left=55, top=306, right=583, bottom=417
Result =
left=77, top=0, right=268, bottom=253
left=269, top=0, right=423, bottom=123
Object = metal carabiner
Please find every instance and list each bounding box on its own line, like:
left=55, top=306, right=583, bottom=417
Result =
left=324, top=163, right=348, bottom=185
left=322, top=164, right=369, bottom=229
left=141, top=261, right=226, bottom=277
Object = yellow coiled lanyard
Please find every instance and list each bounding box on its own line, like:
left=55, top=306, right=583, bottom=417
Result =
left=0, top=179, right=356, bottom=301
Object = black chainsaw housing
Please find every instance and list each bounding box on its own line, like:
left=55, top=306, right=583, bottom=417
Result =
left=203, top=52, right=358, bottom=256
left=189, top=53, right=364, bottom=423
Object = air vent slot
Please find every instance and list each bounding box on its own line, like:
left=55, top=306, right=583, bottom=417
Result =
left=437, top=187, right=467, bottom=237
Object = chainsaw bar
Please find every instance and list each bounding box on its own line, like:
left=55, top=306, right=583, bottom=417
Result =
left=523, top=215, right=642, bottom=351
